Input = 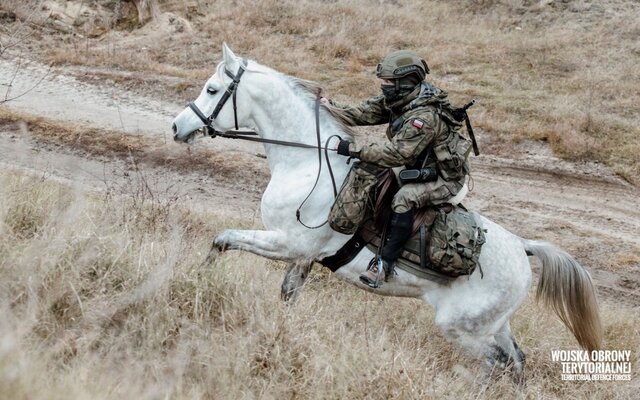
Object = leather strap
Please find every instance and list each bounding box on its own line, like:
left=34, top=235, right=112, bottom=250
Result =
left=420, top=224, right=427, bottom=270
left=320, top=232, right=369, bottom=272
left=296, top=96, right=341, bottom=229
left=212, top=129, right=331, bottom=150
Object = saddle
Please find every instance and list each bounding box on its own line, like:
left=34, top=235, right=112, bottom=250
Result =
left=321, top=169, right=462, bottom=285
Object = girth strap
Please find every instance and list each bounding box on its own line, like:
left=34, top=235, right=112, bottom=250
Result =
left=320, top=232, right=369, bottom=272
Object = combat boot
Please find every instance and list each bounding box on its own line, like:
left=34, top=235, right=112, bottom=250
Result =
left=360, top=209, right=414, bottom=288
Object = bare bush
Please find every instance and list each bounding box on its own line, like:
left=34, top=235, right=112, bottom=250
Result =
left=0, top=1, right=51, bottom=104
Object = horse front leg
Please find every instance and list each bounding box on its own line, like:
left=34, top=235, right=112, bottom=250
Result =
left=204, top=229, right=294, bottom=264
left=280, top=261, right=313, bottom=303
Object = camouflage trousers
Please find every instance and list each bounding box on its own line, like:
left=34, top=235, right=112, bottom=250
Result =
left=391, top=176, right=463, bottom=213
left=328, top=162, right=464, bottom=234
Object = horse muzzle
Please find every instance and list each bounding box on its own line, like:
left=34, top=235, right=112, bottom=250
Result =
left=173, top=128, right=198, bottom=144
left=172, top=120, right=196, bottom=143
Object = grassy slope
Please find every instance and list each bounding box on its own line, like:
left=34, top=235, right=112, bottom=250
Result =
left=0, top=171, right=637, bottom=399
left=4, top=0, right=637, bottom=181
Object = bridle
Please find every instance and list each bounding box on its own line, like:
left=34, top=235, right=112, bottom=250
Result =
left=188, top=59, right=248, bottom=135
left=184, top=59, right=341, bottom=229
left=187, top=58, right=341, bottom=150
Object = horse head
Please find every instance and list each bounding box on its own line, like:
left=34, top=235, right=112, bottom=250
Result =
left=172, top=43, right=254, bottom=143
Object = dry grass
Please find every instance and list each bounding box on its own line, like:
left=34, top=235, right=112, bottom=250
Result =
left=1, top=169, right=638, bottom=399
left=1, top=1, right=639, bottom=397
left=2, top=0, right=638, bottom=182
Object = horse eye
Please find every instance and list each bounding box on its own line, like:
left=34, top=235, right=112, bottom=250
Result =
left=207, top=87, right=218, bottom=95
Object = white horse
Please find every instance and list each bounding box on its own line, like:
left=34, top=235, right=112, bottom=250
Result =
left=171, top=44, right=602, bottom=381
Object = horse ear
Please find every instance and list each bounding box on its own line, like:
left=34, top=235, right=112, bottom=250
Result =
left=222, top=42, right=239, bottom=70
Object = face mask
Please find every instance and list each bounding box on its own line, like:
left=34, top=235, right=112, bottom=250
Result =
left=380, top=84, right=399, bottom=102
left=381, top=84, right=414, bottom=104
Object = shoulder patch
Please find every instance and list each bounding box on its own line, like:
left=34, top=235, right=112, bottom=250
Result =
left=411, top=118, right=425, bottom=129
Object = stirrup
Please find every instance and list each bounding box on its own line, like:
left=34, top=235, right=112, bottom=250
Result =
left=361, top=257, right=386, bottom=289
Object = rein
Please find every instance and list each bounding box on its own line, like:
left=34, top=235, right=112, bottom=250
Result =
left=186, top=59, right=341, bottom=229
left=295, top=97, right=341, bottom=230
left=205, top=128, right=333, bottom=150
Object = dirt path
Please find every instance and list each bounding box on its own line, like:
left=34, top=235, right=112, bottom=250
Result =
left=0, top=54, right=264, bottom=155
left=0, top=133, right=262, bottom=219
left=469, top=158, right=640, bottom=308
left=1, top=55, right=638, bottom=307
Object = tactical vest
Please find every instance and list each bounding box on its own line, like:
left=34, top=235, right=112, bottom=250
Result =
left=396, top=104, right=473, bottom=182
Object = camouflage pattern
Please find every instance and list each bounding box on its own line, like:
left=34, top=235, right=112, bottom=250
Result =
left=328, top=162, right=380, bottom=235
left=427, top=209, right=486, bottom=277
left=333, top=94, right=389, bottom=126
left=392, top=177, right=462, bottom=213
left=333, top=82, right=469, bottom=212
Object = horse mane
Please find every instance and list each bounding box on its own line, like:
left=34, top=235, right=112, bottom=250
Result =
left=286, top=76, right=357, bottom=138
left=222, top=59, right=357, bottom=138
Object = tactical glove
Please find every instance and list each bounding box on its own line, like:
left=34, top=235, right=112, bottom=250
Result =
left=337, top=140, right=352, bottom=156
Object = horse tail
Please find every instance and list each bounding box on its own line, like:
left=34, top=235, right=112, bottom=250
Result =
left=522, top=239, right=603, bottom=352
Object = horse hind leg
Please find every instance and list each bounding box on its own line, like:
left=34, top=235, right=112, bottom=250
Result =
left=494, top=322, right=526, bottom=386
left=436, top=312, right=526, bottom=386
left=438, top=328, right=499, bottom=387
left=445, top=331, right=524, bottom=387
left=512, top=339, right=526, bottom=384
left=280, top=261, right=313, bottom=302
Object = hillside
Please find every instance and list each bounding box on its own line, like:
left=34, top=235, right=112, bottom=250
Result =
left=3, top=0, right=639, bottom=181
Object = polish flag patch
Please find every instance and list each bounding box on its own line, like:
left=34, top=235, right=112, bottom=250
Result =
left=411, top=119, right=424, bottom=129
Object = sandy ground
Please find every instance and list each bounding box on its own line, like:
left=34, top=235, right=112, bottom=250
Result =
left=1, top=55, right=638, bottom=307
left=0, top=55, right=264, bottom=155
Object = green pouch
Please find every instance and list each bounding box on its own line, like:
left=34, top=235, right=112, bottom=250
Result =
left=328, top=162, right=378, bottom=235
left=433, top=130, right=472, bottom=181
left=428, top=208, right=486, bottom=277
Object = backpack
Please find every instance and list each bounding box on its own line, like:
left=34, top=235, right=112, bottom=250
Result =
left=428, top=208, right=486, bottom=277
left=432, top=101, right=479, bottom=182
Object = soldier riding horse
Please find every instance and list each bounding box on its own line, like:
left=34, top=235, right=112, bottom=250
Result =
left=171, top=44, right=602, bottom=383
left=325, top=49, right=480, bottom=288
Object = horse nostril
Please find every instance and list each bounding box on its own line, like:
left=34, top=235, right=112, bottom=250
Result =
left=172, top=123, right=177, bottom=134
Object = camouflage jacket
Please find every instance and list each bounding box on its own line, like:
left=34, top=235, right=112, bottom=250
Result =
left=335, top=83, right=461, bottom=169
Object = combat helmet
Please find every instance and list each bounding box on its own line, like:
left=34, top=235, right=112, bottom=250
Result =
left=376, top=50, right=429, bottom=104
left=376, top=50, right=430, bottom=81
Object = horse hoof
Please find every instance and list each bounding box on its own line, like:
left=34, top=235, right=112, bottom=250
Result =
left=280, top=286, right=297, bottom=303
left=280, top=275, right=299, bottom=302
left=280, top=262, right=308, bottom=303
left=201, top=234, right=231, bottom=266
left=202, top=240, right=224, bottom=266
left=203, top=247, right=220, bottom=265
